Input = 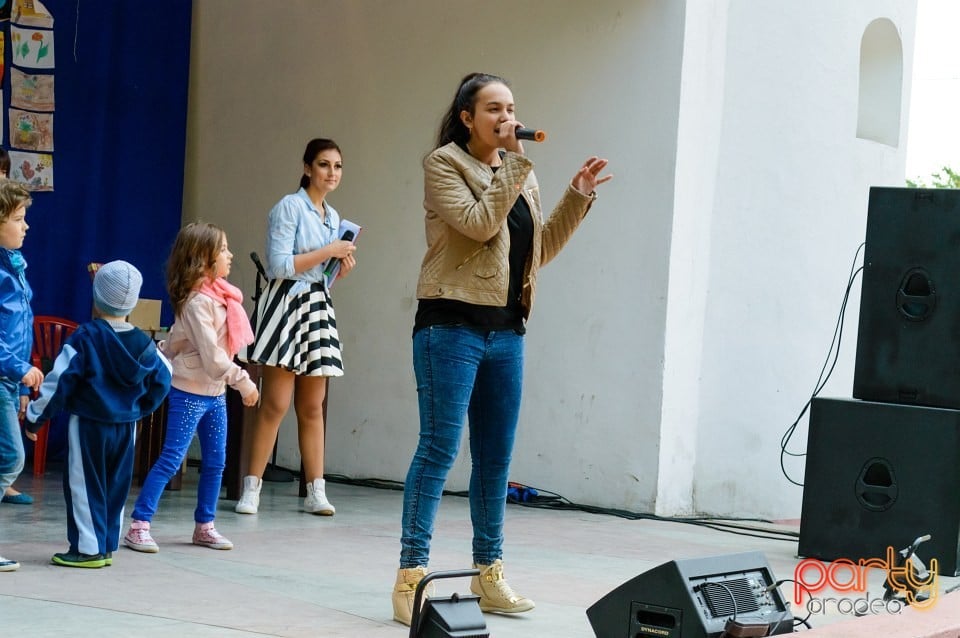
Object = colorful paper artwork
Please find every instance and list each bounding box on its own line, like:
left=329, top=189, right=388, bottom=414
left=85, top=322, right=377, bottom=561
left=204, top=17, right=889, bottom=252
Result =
left=6, top=0, right=56, bottom=191
left=11, top=26, right=54, bottom=69
left=9, top=108, right=52, bottom=151
left=8, top=150, right=52, bottom=191
left=12, top=0, right=53, bottom=28
left=10, top=68, right=53, bottom=111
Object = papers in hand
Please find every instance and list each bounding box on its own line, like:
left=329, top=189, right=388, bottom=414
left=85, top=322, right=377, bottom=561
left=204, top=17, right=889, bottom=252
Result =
left=323, top=219, right=362, bottom=288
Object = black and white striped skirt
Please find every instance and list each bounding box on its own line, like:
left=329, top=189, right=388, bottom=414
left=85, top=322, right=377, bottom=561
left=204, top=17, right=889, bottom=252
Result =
left=244, top=279, right=344, bottom=377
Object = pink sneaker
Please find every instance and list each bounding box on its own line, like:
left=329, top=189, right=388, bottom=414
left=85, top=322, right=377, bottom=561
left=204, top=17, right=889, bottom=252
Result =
left=123, top=520, right=159, bottom=553
left=192, top=522, right=233, bottom=550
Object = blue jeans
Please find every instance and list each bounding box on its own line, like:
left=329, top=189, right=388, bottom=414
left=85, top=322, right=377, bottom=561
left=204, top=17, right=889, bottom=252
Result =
left=132, top=389, right=227, bottom=524
left=0, top=380, right=24, bottom=495
left=400, top=326, right=524, bottom=568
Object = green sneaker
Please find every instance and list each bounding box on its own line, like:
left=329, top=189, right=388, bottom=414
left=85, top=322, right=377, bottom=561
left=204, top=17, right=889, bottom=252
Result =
left=51, top=552, right=106, bottom=568
left=103, top=552, right=113, bottom=567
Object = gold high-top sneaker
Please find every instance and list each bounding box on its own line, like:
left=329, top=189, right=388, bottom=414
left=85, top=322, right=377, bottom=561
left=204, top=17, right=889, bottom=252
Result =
left=471, top=559, right=535, bottom=613
left=392, top=566, right=434, bottom=626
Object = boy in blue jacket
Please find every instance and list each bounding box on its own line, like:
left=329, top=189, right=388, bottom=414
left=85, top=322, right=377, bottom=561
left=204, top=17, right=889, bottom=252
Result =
left=0, top=181, right=43, bottom=572
left=25, top=260, right=172, bottom=568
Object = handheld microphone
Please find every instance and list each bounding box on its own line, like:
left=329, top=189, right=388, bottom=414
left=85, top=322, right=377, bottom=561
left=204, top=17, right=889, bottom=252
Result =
left=323, top=230, right=356, bottom=276
left=515, top=127, right=546, bottom=142
left=250, top=252, right=267, bottom=277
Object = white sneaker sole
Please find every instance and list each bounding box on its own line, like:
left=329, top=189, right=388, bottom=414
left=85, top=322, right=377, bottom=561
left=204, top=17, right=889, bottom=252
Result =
left=193, top=541, right=233, bottom=550
left=303, top=497, right=335, bottom=515
left=123, top=539, right=159, bottom=553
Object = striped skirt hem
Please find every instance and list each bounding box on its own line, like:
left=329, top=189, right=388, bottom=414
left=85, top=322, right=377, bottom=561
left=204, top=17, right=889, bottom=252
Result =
left=243, top=279, right=344, bottom=377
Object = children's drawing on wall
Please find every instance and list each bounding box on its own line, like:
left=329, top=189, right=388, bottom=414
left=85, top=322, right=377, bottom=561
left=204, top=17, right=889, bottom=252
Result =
left=9, top=150, right=52, bottom=191
left=11, top=68, right=53, bottom=111
left=0, top=0, right=12, bottom=23
left=9, top=109, right=52, bottom=152
left=0, top=34, right=5, bottom=84
left=11, top=26, right=54, bottom=69
left=12, top=0, right=52, bottom=28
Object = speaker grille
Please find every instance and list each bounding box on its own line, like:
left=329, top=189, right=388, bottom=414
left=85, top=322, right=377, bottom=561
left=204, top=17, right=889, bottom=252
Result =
left=699, top=578, right=760, bottom=617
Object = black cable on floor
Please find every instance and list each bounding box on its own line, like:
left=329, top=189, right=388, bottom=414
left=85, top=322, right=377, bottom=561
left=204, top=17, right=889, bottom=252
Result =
left=321, top=473, right=798, bottom=543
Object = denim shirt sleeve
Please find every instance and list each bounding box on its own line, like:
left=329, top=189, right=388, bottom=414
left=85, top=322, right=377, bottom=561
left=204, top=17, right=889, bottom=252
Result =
left=266, top=196, right=299, bottom=280
left=265, top=191, right=340, bottom=284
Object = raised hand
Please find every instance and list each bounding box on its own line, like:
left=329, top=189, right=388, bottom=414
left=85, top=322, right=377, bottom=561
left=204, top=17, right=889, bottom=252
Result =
left=571, top=157, right=613, bottom=196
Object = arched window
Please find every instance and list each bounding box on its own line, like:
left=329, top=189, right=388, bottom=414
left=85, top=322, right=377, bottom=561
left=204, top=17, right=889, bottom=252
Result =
left=857, top=18, right=903, bottom=147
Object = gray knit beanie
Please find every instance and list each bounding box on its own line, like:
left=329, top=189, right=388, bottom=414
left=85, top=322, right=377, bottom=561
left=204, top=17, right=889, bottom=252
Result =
left=92, top=260, right=143, bottom=316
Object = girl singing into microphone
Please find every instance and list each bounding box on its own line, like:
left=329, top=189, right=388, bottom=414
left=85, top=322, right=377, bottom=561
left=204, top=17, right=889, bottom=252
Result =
left=392, top=72, right=612, bottom=626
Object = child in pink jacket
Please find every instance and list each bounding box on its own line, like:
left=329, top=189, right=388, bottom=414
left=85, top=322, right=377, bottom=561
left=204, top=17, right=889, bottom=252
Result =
left=124, top=222, right=259, bottom=553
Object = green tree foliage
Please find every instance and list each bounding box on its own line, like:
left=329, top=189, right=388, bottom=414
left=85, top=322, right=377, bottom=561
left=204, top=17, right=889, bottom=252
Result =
left=907, top=166, right=960, bottom=188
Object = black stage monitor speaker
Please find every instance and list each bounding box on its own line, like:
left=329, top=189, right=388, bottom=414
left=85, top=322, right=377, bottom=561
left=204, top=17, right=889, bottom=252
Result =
left=799, top=397, right=960, bottom=576
left=586, top=551, right=793, bottom=638
left=854, top=187, right=960, bottom=409
left=409, top=569, right=488, bottom=638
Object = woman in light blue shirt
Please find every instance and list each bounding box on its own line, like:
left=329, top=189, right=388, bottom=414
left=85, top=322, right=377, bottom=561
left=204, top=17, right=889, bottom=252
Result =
left=239, top=138, right=357, bottom=517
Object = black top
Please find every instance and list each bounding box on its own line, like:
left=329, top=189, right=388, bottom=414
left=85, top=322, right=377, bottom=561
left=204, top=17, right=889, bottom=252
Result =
left=414, top=169, right=533, bottom=335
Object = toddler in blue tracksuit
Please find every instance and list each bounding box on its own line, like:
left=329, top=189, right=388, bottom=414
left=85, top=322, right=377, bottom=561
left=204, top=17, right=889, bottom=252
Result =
left=25, top=260, right=171, bottom=568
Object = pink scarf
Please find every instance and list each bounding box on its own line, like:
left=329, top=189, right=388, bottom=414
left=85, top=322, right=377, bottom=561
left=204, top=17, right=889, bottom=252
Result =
left=197, top=277, right=255, bottom=357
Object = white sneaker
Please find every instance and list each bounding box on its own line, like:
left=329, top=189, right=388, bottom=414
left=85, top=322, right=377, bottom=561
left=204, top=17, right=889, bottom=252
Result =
left=304, top=478, right=335, bottom=515
left=0, top=555, right=19, bottom=572
left=234, top=475, right=262, bottom=514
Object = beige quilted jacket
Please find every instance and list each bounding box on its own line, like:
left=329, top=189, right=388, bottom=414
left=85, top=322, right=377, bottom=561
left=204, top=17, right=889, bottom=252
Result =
left=417, top=142, right=596, bottom=319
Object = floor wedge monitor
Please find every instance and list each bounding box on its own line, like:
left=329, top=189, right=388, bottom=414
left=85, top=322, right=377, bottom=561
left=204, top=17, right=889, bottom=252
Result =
left=854, top=187, right=960, bottom=409
left=799, top=397, right=960, bottom=576
left=586, top=551, right=792, bottom=638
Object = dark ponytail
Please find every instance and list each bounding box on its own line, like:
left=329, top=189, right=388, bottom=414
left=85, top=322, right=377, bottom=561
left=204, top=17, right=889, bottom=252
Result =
left=434, top=72, right=509, bottom=150
left=299, top=138, right=342, bottom=189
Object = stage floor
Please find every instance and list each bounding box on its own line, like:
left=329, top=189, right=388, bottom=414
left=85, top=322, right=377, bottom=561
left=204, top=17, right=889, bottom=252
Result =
left=1, top=469, right=957, bottom=637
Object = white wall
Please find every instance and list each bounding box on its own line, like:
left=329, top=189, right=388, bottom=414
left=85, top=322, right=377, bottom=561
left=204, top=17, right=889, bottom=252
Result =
left=657, top=0, right=730, bottom=516
left=692, top=1, right=917, bottom=518
left=184, top=0, right=679, bottom=511
left=183, top=0, right=918, bottom=520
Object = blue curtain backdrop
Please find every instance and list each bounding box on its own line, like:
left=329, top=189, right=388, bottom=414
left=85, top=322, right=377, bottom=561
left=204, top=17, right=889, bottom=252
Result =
left=12, top=0, right=192, bottom=325
left=7, top=0, right=192, bottom=466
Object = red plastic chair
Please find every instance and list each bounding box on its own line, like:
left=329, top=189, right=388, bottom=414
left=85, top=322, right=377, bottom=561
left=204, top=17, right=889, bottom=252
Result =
left=30, top=316, right=78, bottom=475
